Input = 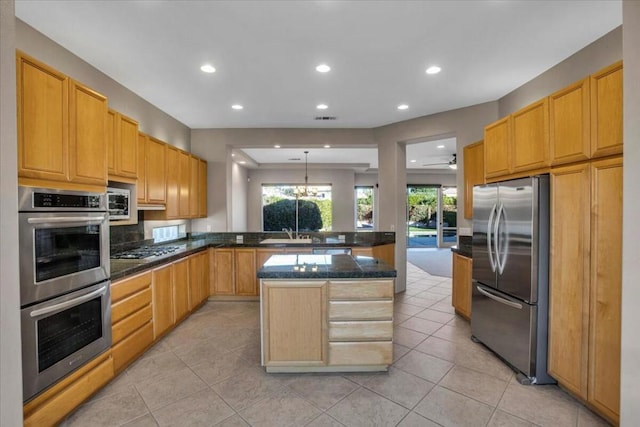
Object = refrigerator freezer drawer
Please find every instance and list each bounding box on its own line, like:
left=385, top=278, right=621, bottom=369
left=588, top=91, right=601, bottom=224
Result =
left=471, top=283, right=536, bottom=377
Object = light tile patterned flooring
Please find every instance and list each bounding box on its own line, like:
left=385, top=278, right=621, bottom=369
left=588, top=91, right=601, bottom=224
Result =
left=62, top=263, right=611, bottom=427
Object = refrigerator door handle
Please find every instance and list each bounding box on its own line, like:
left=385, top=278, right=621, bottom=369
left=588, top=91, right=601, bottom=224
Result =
left=495, top=203, right=507, bottom=274
left=476, top=285, right=523, bottom=310
left=487, top=203, right=498, bottom=272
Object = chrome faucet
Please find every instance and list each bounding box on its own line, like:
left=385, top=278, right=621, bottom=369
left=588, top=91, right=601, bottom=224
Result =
left=283, top=227, right=293, bottom=239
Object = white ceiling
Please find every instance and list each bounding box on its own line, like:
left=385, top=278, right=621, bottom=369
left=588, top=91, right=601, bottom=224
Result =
left=15, top=0, right=621, bottom=131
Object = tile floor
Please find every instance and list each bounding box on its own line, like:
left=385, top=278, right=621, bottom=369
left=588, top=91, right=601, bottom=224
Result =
left=62, top=263, right=611, bottom=427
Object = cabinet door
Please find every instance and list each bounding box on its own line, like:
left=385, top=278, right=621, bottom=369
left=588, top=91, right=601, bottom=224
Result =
left=213, top=249, right=234, bottom=295
left=189, top=155, right=199, bottom=217
left=146, top=137, right=166, bottom=204
left=484, top=117, right=511, bottom=178
left=549, top=78, right=590, bottom=165
left=262, top=281, right=326, bottom=365
left=68, top=80, right=108, bottom=186
left=178, top=150, right=191, bottom=218
left=198, top=159, right=208, bottom=218
left=152, top=264, right=174, bottom=339
left=118, top=114, right=139, bottom=179
left=511, top=98, right=549, bottom=173
left=548, top=163, right=591, bottom=399
left=189, top=251, right=209, bottom=308
left=137, top=133, right=147, bottom=203
left=235, top=248, right=258, bottom=296
left=451, top=253, right=472, bottom=319
left=172, top=258, right=190, bottom=322
left=165, top=145, right=180, bottom=218
left=16, top=52, right=69, bottom=182
left=199, top=251, right=210, bottom=303
left=590, top=61, right=623, bottom=159
left=588, top=156, right=622, bottom=422
left=106, top=110, right=117, bottom=175
left=463, top=141, right=484, bottom=219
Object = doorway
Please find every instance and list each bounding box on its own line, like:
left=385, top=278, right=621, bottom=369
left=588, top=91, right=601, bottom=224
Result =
left=406, top=185, right=457, bottom=248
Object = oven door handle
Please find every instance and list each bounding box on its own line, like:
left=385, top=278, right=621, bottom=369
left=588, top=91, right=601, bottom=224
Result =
left=27, top=215, right=107, bottom=225
left=29, top=285, right=107, bottom=318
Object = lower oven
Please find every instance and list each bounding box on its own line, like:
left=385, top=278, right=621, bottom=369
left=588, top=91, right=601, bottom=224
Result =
left=21, top=280, right=111, bottom=401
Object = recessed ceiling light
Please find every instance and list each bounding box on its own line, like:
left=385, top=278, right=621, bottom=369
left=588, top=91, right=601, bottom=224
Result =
left=316, top=104, right=328, bottom=110
left=238, top=160, right=246, bottom=164
left=324, top=144, right=331, bottom=148
left=426, top=65, right=441, bottom=75
left=397, top=104, right=409, bottom=110
left=410, top=159, right=416, bottom=163
left=316, top=64, right=331, bottom=73
left=200, top=64, right=216, bottom=73
left=231, top=104, right=243, bottom=110
left=437, top=145, right=445, bottom=148
left=274, top=145, right=281, bottom=148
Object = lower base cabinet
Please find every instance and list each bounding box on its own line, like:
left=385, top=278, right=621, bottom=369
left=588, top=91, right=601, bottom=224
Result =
left=452, top=253, right=472, bottom=319
left=23, top=352, right=114, bottom=427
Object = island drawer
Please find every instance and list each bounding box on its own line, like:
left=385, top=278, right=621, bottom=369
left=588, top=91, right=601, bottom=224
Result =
left=329, top=280, right=394, bottom=300
left=328, top=341, right=393, bottom=365
left=328, top=320, right=393, bottom=341
left=328, top=300, right=393, bottom=320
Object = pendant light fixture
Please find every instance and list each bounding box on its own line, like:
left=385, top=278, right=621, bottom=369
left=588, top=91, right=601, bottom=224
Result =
left=294, top=151, right=318, bottom=197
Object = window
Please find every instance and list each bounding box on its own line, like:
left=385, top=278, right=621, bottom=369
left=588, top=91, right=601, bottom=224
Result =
left=262, top=184, right=332, bottom=232
left=355, top=186, right=374, bottom=230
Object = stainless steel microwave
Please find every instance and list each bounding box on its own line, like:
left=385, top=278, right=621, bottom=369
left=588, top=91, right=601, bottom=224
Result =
left=107, top=187, right=130, bottom=220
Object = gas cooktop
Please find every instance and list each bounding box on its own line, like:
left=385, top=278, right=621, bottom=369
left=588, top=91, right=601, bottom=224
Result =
left=111, top=245, right=186, bottom=261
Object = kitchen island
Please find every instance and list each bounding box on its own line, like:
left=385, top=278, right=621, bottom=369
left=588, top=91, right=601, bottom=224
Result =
left=257, top=254, right=396, bottom=373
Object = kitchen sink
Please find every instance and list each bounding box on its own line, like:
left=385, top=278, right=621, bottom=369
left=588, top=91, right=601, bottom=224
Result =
left=260, top=238, right=313, bottom=244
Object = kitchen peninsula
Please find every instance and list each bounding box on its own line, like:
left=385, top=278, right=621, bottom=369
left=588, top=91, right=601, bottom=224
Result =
left=258, top=253, right=396, bottom=373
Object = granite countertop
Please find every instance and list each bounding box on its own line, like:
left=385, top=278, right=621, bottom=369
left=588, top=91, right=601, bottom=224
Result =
left=257, top=254, right=396, bottom=279
left=110, top=231, right=396, bottom=282
left=451, top=235, right=472, bottom=258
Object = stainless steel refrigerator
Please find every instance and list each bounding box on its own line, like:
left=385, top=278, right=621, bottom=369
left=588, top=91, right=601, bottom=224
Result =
left=471, top=175, right=555, bottom=385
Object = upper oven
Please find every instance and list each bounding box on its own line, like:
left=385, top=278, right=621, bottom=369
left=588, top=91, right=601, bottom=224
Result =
left=18, top=187, right=109, bottom=306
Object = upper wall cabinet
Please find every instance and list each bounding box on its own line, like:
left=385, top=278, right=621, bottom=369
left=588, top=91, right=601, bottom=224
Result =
left=511, top=98, right=549, bottom=173
left=484, top=116, right=511, bottom=178
left=549, top=78, right=591, bottom=166
left=137, top=133, right=167, bottom=206
left=463, top=140, right=484, bottom=219
left=590, top=61, right=623, bottom=159
left=17, top=51, right=107, bottom=190
left=107, top=109, right=139, bottom=182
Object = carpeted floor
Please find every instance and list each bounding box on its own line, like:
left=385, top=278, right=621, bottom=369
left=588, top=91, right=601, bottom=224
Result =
left=406, top=248, right=453, bottom=277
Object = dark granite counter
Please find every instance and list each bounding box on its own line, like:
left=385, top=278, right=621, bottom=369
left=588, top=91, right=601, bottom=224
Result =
left=110, top=231, right=395, bottom=281
left=451, top=235, right=472, bottom=258
left=257, top=254, right=396, bottom=279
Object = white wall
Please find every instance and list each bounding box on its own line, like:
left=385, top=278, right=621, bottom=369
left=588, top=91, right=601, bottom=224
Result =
left=246, top=168, right=356, bottom=232
left=621, top=1, right=640, bottom=424
left=0, top=0, right=23, bottom=424
left=230, top=162, right=248, bottom=231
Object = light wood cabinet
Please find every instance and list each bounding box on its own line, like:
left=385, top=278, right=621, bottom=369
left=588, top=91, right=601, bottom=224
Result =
left=484, top=116, right=511, bottom=178
left=590, top=61, right=623, bottom=159
left=262, top=280, right=327, bottom=366
left=463, top=141, right=484, bottom=219
left=212, top=248, right=235, bottom=295
left=110, top=271, right=153, bottom=374
left=23, top=352, right=114, bottom=427
left=172, top=257, right=190, bottom=323
left=511, top=98, right=549, bottom=173
left=372, top=244, right=395, bottom=268
left=137, top=132, right=147, bottom=203
left=189, top=155, right=199, bottom=217
left=178, top=150, right=191, bottom=218
left=152, top=264, right=174, bottom=339
left=451, top=253, right=472, bottom=320
left=189, top=250, right=210, bottom=309
left=17, top=51, right=108, bottom=190
left=198, top=158, right=208, bottom=217
left=235, top=248, right=259, bottom=296
left=549, top=78, right=591, bottom=166
left=107, top=109, right=138, bottom=181
left=142, top=135, right=167, bottom=205
left=548, top=157, right=622, bottom=424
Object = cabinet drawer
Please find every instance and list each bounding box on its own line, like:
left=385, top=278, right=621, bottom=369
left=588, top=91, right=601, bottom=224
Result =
left=329, top=320, right=393, bottom=341
left=329, top=280, right=393, bottom=300
left=329, top=300, right=393, bottom=320
left=111, top=287, right=152, bottom=324
left=111, top=271, right=152, bottom=302
left=112, top=304, right=153, bottom=345
left=112, top=321, right=154, bottom=374
left=328, top=341, right=392, bottom=366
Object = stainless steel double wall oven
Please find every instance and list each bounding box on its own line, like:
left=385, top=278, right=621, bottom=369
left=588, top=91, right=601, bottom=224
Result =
left=18, top=187, right=112, bottom=401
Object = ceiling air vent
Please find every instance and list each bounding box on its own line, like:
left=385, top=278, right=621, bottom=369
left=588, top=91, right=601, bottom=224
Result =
left=314, top=116, right=337, bottom=121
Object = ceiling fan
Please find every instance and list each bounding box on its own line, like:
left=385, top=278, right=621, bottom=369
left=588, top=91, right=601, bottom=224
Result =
left=422, top=153, right=457, bottom=169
